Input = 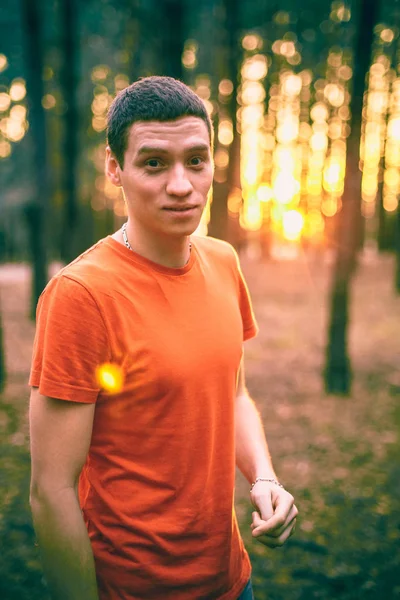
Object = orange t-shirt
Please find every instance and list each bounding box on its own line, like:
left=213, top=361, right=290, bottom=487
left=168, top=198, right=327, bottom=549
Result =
left=30, top=235, right=258, bottom=600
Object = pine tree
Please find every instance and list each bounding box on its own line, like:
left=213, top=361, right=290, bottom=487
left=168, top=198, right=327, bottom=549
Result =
left=21, top=0, right=49, bottom=318
left=324, top=0, right=380, bottom=394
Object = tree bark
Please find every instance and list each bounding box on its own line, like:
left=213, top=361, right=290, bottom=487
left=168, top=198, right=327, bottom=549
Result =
left=376, top=182, right=388, bottom=251
left=21, top=0, right=49, bottom=319
left=325, top=0, right=379, bottom=394
left=60, top=0, right=79, bottom=264
left=161, top=0, right=185, bottom=80
left=209, top=0, right=240, bottom=244
left=126, top=0, right=141, bottom=83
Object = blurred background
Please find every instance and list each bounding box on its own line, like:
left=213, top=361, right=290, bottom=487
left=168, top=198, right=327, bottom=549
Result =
left=1, top=0, right=400, bottom=598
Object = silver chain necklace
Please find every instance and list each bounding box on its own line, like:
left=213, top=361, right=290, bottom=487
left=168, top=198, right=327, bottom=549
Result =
left=121, top=222, right=191, bottom=253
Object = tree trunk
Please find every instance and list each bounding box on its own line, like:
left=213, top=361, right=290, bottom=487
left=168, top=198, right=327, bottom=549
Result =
left=325, top=0, right=379, bottom=394
left=21, top=0, right=49, bottom=319
left=60, top=0, right=79, bottom=264
left=376, top=182, right=388, bottom=251
left=126, top=0, right=141, bottom=83
left=162, top=0, right=184, bottom=80
left=209, top=0, right=240, bottom=244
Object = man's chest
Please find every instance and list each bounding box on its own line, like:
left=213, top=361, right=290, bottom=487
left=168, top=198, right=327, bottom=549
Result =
left=99, top=269, right=243, bottom=400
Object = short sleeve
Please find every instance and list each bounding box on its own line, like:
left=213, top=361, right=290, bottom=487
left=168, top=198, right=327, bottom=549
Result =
left=231, top=249, right=258, bottom=341
left=29, top=275, right=111, bottom=403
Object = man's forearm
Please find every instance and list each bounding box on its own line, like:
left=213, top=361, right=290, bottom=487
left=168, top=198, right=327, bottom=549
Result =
left=235, top=392, right=277, bottom=483
left=30, top=487, right=99, bottom=600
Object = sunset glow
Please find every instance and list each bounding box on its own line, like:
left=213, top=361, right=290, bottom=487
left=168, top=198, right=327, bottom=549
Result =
left=3, top=18, right=399, bottom=252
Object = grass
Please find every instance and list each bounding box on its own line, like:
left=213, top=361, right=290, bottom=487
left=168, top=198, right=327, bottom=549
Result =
left=1, top=251, right=400, bottom=599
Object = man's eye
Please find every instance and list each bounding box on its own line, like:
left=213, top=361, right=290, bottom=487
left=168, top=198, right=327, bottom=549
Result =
left=189, top=157, right=204, bottom=167
left=146, top=159, right=162, bottom=168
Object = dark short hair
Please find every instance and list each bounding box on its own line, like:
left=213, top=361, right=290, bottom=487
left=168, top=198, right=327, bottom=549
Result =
left=107, top=76, right=213, bottom=168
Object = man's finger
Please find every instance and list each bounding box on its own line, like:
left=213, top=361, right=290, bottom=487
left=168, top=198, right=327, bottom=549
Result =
left=251, top=510, right=273, bottom=534
left=254, top=517, right=297, bottom=548
left=254, top=504, right=298, bottom=539
left=256, top=496, right=296, bottom=534
left=258, top=500, right=274, bottom=523
left=252, top=502, right=298, bottom=537
left=251, top=511, right=264, bottom=530
left=251, top=488, right=274, bottom=522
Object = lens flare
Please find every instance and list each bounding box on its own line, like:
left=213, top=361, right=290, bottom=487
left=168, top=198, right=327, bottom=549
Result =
left=96, top=363, right=124, bottom=394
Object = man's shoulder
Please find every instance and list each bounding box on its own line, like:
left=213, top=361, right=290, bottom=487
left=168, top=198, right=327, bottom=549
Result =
left=44, top=237, right=116, bottom=298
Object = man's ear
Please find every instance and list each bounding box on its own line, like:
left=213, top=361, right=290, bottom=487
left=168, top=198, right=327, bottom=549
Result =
left=105, top=146, right=122, bottom=187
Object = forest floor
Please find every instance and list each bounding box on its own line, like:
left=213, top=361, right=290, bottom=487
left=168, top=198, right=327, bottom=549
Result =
left=1, top=250, right=400, bottom=600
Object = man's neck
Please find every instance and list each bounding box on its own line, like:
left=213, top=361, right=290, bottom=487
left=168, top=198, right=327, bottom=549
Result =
left=112, top=225, right=191, bottom=269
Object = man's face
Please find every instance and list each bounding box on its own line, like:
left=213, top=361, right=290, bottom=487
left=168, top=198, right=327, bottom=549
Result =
left=107, top=116, right=213, bottom=243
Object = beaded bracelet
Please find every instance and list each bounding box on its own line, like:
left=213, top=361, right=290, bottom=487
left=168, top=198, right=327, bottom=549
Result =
left=250, top=477, right=284, bottom=492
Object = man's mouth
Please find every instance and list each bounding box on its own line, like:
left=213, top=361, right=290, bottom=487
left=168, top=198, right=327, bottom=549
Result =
left=163, top=206, right=197, bottom=212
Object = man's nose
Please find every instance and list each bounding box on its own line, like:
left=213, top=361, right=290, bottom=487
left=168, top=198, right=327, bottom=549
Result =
left=166, top=164, right=193, bottom=197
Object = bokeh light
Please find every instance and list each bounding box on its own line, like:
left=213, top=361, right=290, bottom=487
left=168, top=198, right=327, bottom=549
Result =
left=95, top=363, right=124, bottom=394
left=219, top=79, right=234, bottom=96
left=2, top=19, right=398, bottom=255
left=235, top=32, right=362, bottom=248
left=182, top=41, right=198, bottom=69
left=0, top=93, right=11, bottom=112
left=242, top=34, right=262, bottom=51
left=9, top=79, right=26, bottom=102
left=0, top=54, right=8, bottom=73
left=42, top=94, right=56, bottom=110
left=282, top=210, right=304, bottom=241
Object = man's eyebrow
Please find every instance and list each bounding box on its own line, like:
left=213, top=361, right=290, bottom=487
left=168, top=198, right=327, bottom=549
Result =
left=137, top=146, right=169, bottom=155
left=185, top=144, right=210, bottom=153
left=137, top=144, right=210, bottom=155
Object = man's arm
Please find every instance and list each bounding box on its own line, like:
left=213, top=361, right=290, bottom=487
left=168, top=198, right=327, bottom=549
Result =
left=235, top=357, right=298, bottom=548
left=29, top=387, right=99, bottom=600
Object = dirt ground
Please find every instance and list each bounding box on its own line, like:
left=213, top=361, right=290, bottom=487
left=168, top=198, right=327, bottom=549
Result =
left=1, top=250, right=400, bottom=599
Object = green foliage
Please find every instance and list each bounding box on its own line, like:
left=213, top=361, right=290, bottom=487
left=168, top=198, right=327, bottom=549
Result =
left=0, top=445, right=49, bottom=600
left=244, top=449, right=400, bottom=599
left=0, top=309, right=5, bottom=393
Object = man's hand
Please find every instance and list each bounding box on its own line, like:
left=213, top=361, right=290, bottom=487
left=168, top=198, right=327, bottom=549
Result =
left=250, top=481, right=298, bottom=548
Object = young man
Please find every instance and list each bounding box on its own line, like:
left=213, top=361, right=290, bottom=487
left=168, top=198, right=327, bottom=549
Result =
left=29, top=76, right=297, bottom=600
